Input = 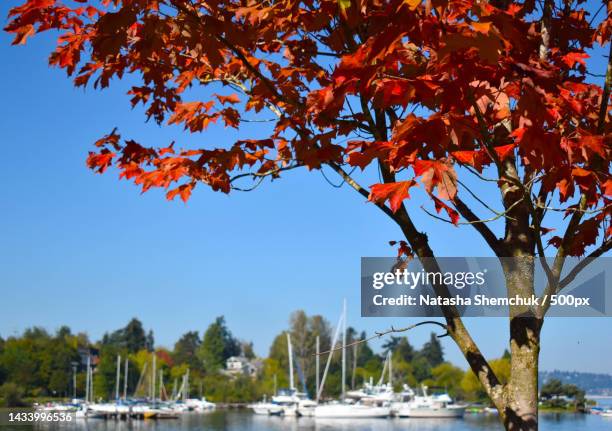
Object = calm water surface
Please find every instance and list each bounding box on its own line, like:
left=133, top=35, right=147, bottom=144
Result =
left=13, top=410, right=612, bottom=431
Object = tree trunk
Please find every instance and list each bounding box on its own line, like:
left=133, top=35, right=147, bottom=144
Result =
left=504, top=317, right=542, bottom=430
left=502, top=259, right=542, bottom=431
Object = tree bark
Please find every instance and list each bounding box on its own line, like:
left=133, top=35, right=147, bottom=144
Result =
left=502, top=258, right=541, bottom=431
left=504, top=317, right=541, bottom=431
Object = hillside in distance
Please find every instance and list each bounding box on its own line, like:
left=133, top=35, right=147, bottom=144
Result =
left=540, top=370, right=612, bottom=396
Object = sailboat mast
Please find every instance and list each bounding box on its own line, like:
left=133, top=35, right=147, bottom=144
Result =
left=123, top=357, right=128, bottom=400
left=388, top=350, right=393, bottom=387
left=90, top=363, right=94, bottom=402
left=341, top=298, right=347, bottom=400
left=159, top=370, right=163, bottom=400
left=180, top=373, right=186, bottom=401
left=134, top=362, right=147, bottom=398
left=85, top=355, right=90, bottom=404
left=315, top=335, right=320, bottom=402
left=317, top=308, right=344, bottom=401
left=287, top=333, right=294, bottom=390
left=151, top=353, right=157, bottom=401
left=185, top=368, right=190, bottom=399
left=115, top=355, right=121, bottom=400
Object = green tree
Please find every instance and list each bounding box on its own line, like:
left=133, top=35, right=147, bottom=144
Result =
left=0, top=336, right=5, bottom=385
left=40, top=329, right=79, bottom=396
left=540, top=379, right=564, bottom=400
left=241, top=341, right=256, bottom=360
left=94, top=345, right=124, bottom=400
left=461, top=369, right=486, bottom=402
left=268, top=331, right=289, bottom=372
left=102, top=318, right=149, bottom=353
left=420, top=333, right=444, bottom=367
left=0, top=329, right=49, bottom=394
left=173, top=331, right=202, bottom=371
left=412, top=355, right=433, bottom=382
left=356, top=332, right=375, bottom=365
left=461, top=356, right=510, bottom=402
left=146, top=330, right=155, bottom=352
left=562, top=384, right=585, bottom=401
left=427, top=362, right=465, bottom=398
left=0, top=382, right=25, bottom=407
left=258, top=358, right=288, bottom=396
left=391, top=343, right=417, bottom=390
left=198, top=316, right=240, bottom=373
left=382, top=336, right=401, bottom=354
left=394, top=337, right=415, bottom=363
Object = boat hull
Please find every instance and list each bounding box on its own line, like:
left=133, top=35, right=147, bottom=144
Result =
left=314, top=404, right=390, bottom=418
left=249, top=403, right=283, bottom=416
left=396, top=406, right=465, bottom=418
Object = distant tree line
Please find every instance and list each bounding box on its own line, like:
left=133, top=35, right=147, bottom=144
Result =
left=0, top=313, right=539, bottom=406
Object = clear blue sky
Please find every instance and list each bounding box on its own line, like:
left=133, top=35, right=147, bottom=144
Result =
left=1, top=1, right=611, bottom=374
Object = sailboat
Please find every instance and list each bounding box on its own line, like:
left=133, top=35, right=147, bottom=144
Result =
left=75, top=355, right=106, bottom=419
left=313, top=300, right=391, bottom=419
left=279, top=333, right=317, bottom=416
left=250, top=333, right=316, bottom=416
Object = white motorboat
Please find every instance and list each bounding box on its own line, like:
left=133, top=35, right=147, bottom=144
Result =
left=390, top=385, right=416, bottom=416
left=347, top=381, right=395, bottom=405
left=314, top=401, right=391, bottom=418
left=249, top=401, right=284, bottom=415
left=37, top=403, right=77, bottom=412
left=185, top=397, right=216, bottom=411
left=74, top=405, right=106, bottom=419
left=395, top=386, right=465, bottom=418
left=295, top=398, right=318, bottom=417
left=274, top=387, right=318, bottom=416
left=250, top=388, right=317, bottom=416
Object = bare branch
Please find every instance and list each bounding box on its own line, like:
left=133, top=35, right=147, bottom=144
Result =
left=456, top=178, right=509, bottom=216
left=422, top=197, right=523, bottom=226
left=229, top=164, right=303, bottom=191
left=452, top=197, right=506, bottom=255
left=314, top=321, right=449, bottom=356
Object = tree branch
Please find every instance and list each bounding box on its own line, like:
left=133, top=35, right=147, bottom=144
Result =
left=450, top=197, right=507, bottom=255
left=597, top=39, right=612, bottom=134
left=314, top=321, right=449, bottom=356
left=558, top=239, right=612, bottom=291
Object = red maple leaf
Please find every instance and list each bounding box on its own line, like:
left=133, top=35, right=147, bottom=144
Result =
left=369, top=181, right=417, bottom=213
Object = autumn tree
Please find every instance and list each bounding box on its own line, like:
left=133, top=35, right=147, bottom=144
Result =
left=5, top=0, right=611, bottom=429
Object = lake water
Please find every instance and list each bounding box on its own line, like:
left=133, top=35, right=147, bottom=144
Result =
left=6, top=410, right=612, bottom=431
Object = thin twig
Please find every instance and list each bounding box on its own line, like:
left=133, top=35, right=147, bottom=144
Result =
left=314, top=321, right=449, bottom=356
left=421, top=197, right=523, bottom=225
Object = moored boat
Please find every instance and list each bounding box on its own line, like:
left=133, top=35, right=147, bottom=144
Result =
left=314, top=401, right=390, bottom=418
left=394, top=386, right=465, bottom=418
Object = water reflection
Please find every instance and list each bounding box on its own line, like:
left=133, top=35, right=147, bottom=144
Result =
left=26, top=410, right=612, bottom=431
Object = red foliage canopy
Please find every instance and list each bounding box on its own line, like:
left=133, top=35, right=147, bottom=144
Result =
left=5, top=0, right=612, bottom=257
